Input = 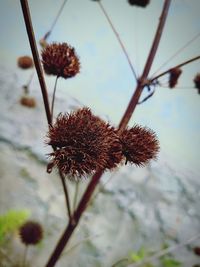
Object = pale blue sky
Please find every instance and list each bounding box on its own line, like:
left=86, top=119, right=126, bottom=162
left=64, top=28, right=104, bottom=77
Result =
left=0, top=0, right=200, bottom=172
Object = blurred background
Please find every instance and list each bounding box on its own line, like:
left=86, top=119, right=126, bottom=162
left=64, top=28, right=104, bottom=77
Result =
left=0, top=0, right=200, bottom=266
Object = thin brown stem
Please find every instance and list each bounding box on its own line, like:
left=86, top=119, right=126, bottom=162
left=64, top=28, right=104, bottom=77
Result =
left=51, top=76, right=59, bottom=121
left=20, top=0, right=51, bottom=125
left=98, top=1, right=137, bottom=81
left=20, top=0, right=71, bottom=219
left=150, top=55, right=200, bottom=83
left=73, top=181, right=79, bottom=212
left=45, top=1, right=171, bottom=267
left=59, top=170, right=71, bottom=219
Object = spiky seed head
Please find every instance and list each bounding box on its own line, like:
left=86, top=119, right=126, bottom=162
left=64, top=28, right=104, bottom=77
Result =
left=169, top=67, right=182, bottom=88
left=119, top=125, right=159, bottom=166
left=128, top=0, right=150, bottom=7
left=17, top=56, right=34, bottom=69
left=46, top=107, right=122, bottom=178
left=19, top=221, right=43, bottom=245
left=20, top=96, right=36, bottom=108
left=41, top=42, right=80, bottom=79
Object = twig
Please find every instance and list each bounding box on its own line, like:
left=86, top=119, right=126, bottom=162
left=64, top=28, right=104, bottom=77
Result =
left=98, top=1, right=138, bottom=81
left=137, top=88, right=155, bottom=104
left=45, top=2, right=171, bottom=266
left=118, top=0, right=171, bottom=132
left=59, top=170, right=72, bottom=220
left=150, top=55, right=200, bottom=83
left=20, top=0, right=51, bottom=125
left=151, top=31, right=200, bottom=77
left=20, top=0, right=71, bottom=219
left=73, top=181, right=79, bottom=211
left=42, top=0, right=68, bottom=41
left=128, top=233, right=200, bottom=267
left=51, top=76, right=59, bottom=121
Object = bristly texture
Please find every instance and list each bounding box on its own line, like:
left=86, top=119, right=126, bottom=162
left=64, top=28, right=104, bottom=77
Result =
left=169, top=67, right=182, bottom=88
left=128, top=0, right=150, bottom=7
left=41, top=42, right=80, bottom=79
left=17, top=56, right=34, bottom=69
left=119, top=125, right=159, bottom=166
left=46, top=107, right=122, bottom=178
left=19, top=221, right=43, bottom=245
left=194, top=73, right=200, bottom=94
left=20, top=96, right=36, bottom=108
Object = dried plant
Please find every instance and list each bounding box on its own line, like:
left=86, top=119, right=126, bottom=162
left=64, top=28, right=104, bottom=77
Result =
left=19, top=221, right=43, bottom=245
left=168, top=67, right=182, bottom=88
left=47, top=107, right=122, bottom=178
left=119, top=125, right=159, bottom=166
left=41, top=43, right=80, bottom=79
left=17, top=0, right=200, bottom=267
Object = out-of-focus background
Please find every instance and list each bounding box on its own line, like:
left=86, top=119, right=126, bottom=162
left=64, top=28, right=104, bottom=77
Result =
left=0, top=0, right=200, bottom=266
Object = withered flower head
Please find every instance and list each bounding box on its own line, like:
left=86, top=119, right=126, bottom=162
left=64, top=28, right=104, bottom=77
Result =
left=128, top=0, right=150, bottom=7
left=119, top=125, right=159, bottom=166
left=47, top=107, right=122, bottom=178
left=41, top=42, right=80, bottom=79
left=19, top=221, right=43, bottom=245
left=20, top=96, right=36, bottom=108
left=193, top=73, right=200, bottom=93
left=169, top=67, right=182, bottom=88
left=17, top=56, right=34, bottom=69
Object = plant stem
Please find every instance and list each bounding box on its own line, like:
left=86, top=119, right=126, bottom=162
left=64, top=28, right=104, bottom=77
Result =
left=118, top=0, right=171, bottom=132
left=20, top=0, right=51, bottom=125
left=45, top=1, right=171, bottom=266
left=20, top=0, right=71, bottom=219
left=43, top=0, right=68, bottom=41
left=59, top=170, right=71, bottom=219
left=150, top=55, right=200, bottom=83
left=22, top=245, right=28, bottom=267
left=51, top=76, right=59, bottom=121
left=98, top=1, right=137, bottom=81
left=73, top=181, right=79, bottom=211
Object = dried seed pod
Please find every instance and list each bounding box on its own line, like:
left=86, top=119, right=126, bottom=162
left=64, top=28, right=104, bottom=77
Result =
left=169, top=67, right=182, bottom=88
left=128, top=0, right=150, bottom=7
left=119, top=125, right=159, bottom=166
left=47, top=107, right=122, bottom=178
left=193, top=73, right=200, bottom=94
left=41, top=42, right=80, bottom=79
left=20, top=96, right=36, bottom=108
left=19, top=221, right=43, bottom=245
left=17, top=56, right=34, bottom=69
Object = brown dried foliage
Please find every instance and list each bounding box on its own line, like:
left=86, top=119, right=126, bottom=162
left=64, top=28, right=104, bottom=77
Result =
left=19, top=221, right=43, bottom=245
left=169, top=67, right=182, bottom=88
left=17, top=56, right=34, bottom=69
left=47, top=107, right=122, bottom=178
left=119, top=125, right=159, bottom=166
left=41, top=43, right=80, bottom=79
